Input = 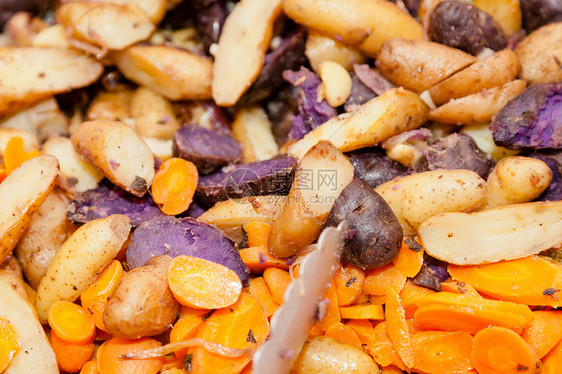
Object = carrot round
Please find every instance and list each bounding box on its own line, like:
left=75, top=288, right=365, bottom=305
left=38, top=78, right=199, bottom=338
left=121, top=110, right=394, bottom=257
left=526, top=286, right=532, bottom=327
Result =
left=0, top=317, right=21, bottom=372
left=346, top=319, right=377, bottom=346
left=399, top=281, right=436, bottom=318
left=385, top=297, right=414, bottom=368
left=170, top=310, right=206, bottom=359
left=79, top=361, right=99, bottom=374
left=51, top=331, right=95, bottom=373
left=96, top=337, right=163, bottom=374
left=324, top=322, right=362, bottom=349
left=411, top=331, right=474, bottom=373
left=262, top=267, right=292, bottom=305
left=248, top=277, right=279, bottom=318
left=520, top=310, right=562, bottom=358
left=542, top=338, right=562, bottom=374
left=239, top=246, right=289, bottom=273
left=369, top=321, right=406, bottom=370
left=320, top=281, right=341, bottom=331
left=48, top=300, right=96, bottom=345
left=334, top=264, right=365, bottom=306
left=81, top=260, right=124, bottom=332
left=364, top=264, right=407, bottom=300
left=393, top=240, right=424, bottom=278
left=168, top=255, right=242, bottom=309
left=151, top=157, right=198, bottom=215
left=471, top=326, right=541, bottom=374
left=243, top=221, right=272, bottom=248
left=3, top=136, right=39, bottom=175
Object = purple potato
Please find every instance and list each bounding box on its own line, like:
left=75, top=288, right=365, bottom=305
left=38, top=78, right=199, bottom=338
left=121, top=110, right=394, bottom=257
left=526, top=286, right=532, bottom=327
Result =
left=196, top=157, right=298, bottom=207
left=196, top=1, right=227, bottom=54
left=428, top=0, right=507, bottom=55
left=344, top=73, right=376, bottom=112
left=491, top=83, right=562, bottom=150
left=411, top=264, right=442, bottom=291
left=126, top=215, right=250, bottom=283
left=173, top=125, right=242, bottom=174
left=415, top=133, right=495, bottom=179
left=346, top=147, right=409, bottom=188
left=520, top=0, right=562, bottom=32
left=67, top=181, right=162, bottom=227
left=266, top=85, right=300, bottom=146
left=354, top=64, right=396, bottom=96
left=528, top=150, right=562, bottom=201
left=326, top=178, right=403, bottom=270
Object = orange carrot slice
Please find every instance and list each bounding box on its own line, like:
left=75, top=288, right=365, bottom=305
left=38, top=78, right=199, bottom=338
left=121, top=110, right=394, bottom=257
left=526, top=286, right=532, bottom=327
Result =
left=542, top=338, right=562, bottom=374
left=521, top=310, right=562, bottom=358
left=239, top=246, right=289, bottom=273
left=385, top=297, right=414, bottom=368
left=190, top=292, right=269, bottom=374
left=81, top=260, right=124, bottom=332
left=48, top=300, right=96, bottom=345
left=368, top=321, right=406, bottom=370
left=334, top=264, right=365, bottom=306
left=320, top=280, right=341, bottom=331
left=324, top=322, right=362, bottom=349
left=97, top=337, right=163, bottom=374
left=79, top=360, right=99, bottom=374
left=248, top=277, right=279, bottom=318
left=170, top=310, right=207, bottom=360
left=449, top=256, right=562, bottom=307
left=393, top=240, right=424, bottom=277
left=262, top=267, right=292, bottom=305
left=411, top=331, right=474, bottom=373
left=51, top=330, right=95, bottom=373
left=346, top=319, right=377, bottom=346
left=4, top=136, right=40, bottom=175
left=440, top=280, right=481, bottom=297
left=243, top=221, right=272, bottom=248
left=471, top=326, right=541, bottom=374
left=0, top=317, right=21, bottom=372
left=339, top=304, right=385, bottom=320
left=380, top=366, right=404, bottom=374
left=400, top=280, right=436, bottom=318
left=364, top=264, right=407, bottom=301
left=0, top=168, right=7, bottom=184
left=152, top=157, right=198, bottom=215
left=369, top=295, right=386, bottom=305
left=168, top=255, right=242, bottom=309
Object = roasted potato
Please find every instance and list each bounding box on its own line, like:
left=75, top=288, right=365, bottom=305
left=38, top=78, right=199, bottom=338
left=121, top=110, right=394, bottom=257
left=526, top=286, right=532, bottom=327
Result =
left=305, top=30, right=366, bottom=73
left=231, top=106, right=279, bottom=162
left=516, top=22, right=562, bottom=83
left=130, top=86, right=179, bottom=140
left=519, top=0, right=562, bottom=32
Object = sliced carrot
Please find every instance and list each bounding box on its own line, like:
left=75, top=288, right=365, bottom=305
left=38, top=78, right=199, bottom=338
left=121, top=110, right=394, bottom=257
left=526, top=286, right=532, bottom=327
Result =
left=380, top=366, right=403, bottom=374
left=385, top=297, right=414, bottom=368
left=334, top=264, right=365, bottom=306
left=263, top=267, right=292, bottom=305
left=320, top=281, right=340, bottom=331
left=4, top=136, right=40, bottom=175
left=239, top=246, right=289, bottom=273
left=369, top=295, right=386, bottom=305
left=368, top=322, right=406, bottom=370
left=243, top=221, right=272, bottom=248
left=400, top=280, right=436, bottom=319
left=414, top=303, right=531, bottom=335
left=542, top=338, right=562, bottom=374
left=521, top=310, right=562, bottom=358
left=190, top=292, right=269, bottom=374
left=449, top=256, right=562, bottom=307
left=168, top=255, right=242, bottom=309
left=48, top=300, right=96, bottom=345
left=472, top=326, right=541, bottom=374
left=161, top=368, right=187, bottom=374
left=152, top=157, right=198, bottom=215
left=346, top=319, right=377, bottom=346
left=324, top=322, right=362, bottom=349
left=411, top=331, right=474, bottom=373
left=51, top=330, right=95, bottom=373
left=248, top=277, right=279, bottom=318
left=354, top=293, right=371, bottom=305
left=79, top=360, right=99, bottom=374
left=339, top=304, right=385, bottom=320
left=0, top=317, right=21, bottom=372
left=170, top=311, right=206, bottom=359
left=440, top=280, right=481, bottom=297
left=96, top=337, right=163, bottom=374
left=161, top=353, right=184, bottom=371
left=308, top=322, right=324, bottom=336
left=393, top=240, right=424, bottom=278
left=81, top=260, right=124, bottom=332
left=364, top=264, right=407, bottom=301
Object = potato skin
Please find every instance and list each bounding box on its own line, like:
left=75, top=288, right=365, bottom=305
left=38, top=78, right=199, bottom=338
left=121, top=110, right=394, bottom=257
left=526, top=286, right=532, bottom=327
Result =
left=428, top=0, right=506, bottom=55
left=103, top=255, right=180, bottom=339
left=326, top=179, right=402, bottom=270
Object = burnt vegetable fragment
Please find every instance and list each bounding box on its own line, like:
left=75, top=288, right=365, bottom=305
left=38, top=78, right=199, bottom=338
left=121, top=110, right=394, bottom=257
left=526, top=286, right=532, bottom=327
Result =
left=491, top=83, right=562, bottom=150
left=529, top=151, right=562, bottom=201
left=416, top=133, right=495, bottom=179
left=196, top=157, right=298, bottom=207
left=346, top=147, right=408, bottom=188
left=520, top=0, right=562, bottom=32
left=68, top=181, right=162, bottom=227
left=411, top=264, right=442, bottom=292
left=173, top=125, right=242, bottom=174
left=326, top=178, right=403, bottom=270
left=126, top=215, right=249, bottom=284
left=428, top=0, right=506, bottom=55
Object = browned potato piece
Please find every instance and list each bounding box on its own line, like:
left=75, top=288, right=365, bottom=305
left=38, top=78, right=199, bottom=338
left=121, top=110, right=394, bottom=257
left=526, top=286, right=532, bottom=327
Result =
left=0, top=47, right=103, bottom=116
left=305, top=30, right=366, bottom=73
left=212, top=0, right=282, bottom=106
left=5, top=12, right=47, bottom=47
left=269, top=141, right=354, bottom=258
left=86, top=90, right=133, bottom=122
left=130, top=86, right=180, bottom=140
left=0, top=155, right=59, bottom=262
left=31, top=24, right=71, bottom=48
left=113, top=45, right=213, bottom=101
left=376, top=39, right=476, bottom=93
left=283, top=0, right=423, bottom=56
left=473, top=0, right=522, bottom=36
left=516, top=22, right=562, bottom=83
left=103, top=255, right=180, bottom=339
left=14, top=192, right=68, bottom=289
left=232, top=106, right=279, bottom=162
left=429, top=49, right=521, bottom=106
left=429, top=80, right=527, bottom=125
left=71, top=120, right=155, bottom=197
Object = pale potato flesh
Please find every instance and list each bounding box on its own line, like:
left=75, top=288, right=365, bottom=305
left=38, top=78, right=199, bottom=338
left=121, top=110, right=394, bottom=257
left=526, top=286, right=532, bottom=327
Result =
left=232, top=106, right=279, bottom=162
left=516, top=22, right=562, bottom=84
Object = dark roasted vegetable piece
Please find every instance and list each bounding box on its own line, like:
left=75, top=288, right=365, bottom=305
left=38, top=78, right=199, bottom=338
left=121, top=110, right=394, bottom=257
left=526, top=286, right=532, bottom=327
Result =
left=344, top=73, right=376, bottom=112
left=126, top=216, right=250, bottom=283
left=326, top=178, right=403, bottom=270
left=520, top=0, right=562, bottom=32
left=428, top=0, right=507, bottom=55
left=490, top=83, right=562, bottom=150
left=240, top=29, right=307, bottom=105
left=415, top=133, right=495, bottom=179
left=196, top=157, right=298, bottom=207
left=67, top=181, right=162, bottom=227
left=353, top=64, right=396, bottom=96
left=411, top=264, right=442, bottom=291
left=173, top=125, right=242, bottom=174
left=266, top=85, right=299, bottom=146
left=196, top=1, right=227, bottom=54
left=528, top=150, right=562, bottom=201
left=346, top=147, right=409, bottom=188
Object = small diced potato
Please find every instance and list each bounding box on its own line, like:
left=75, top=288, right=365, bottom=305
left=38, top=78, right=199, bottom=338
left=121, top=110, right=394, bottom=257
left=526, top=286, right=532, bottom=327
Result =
left=142, top=136, right=173, bottom=160
left=232, top=106, right=279, bottom=162
left=319, top=61, right=353, bottom=107
left=305, top=30, right=366, bottom=73
left=86, top=90, right=133, bottom=122
left=130, top=87, right=179, bottom=139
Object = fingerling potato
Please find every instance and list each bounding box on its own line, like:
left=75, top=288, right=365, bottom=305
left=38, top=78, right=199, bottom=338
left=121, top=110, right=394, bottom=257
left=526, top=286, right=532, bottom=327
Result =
left=516, top=22, right=562, bottom=83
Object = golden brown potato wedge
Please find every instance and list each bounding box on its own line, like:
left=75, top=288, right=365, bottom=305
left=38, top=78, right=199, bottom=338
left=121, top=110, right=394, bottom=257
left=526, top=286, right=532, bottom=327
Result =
left=429, top=49, right=521, bottom=106
left=516, top=22, right=562, bottom=83
left=376, top=39, right=476, bottom=93
left=212, top=0, right=282, bottom=106
left=86, top=90, right=133, bottom=122
left=71, top=120, right=155, bottom=196
left=473, top=0, right=522, bottom=36
left=232, top=106, right=279, bottom=162
left=130, top=86, right=179, bottom=139
left=429, top=80, right=526, bottom=125
left=31, top=24, right=71, bottom=48
left=0, top=47, right=103, bottom=116
left=0, top=155, right=59, bottom=262
left=113, top=45, right=213, bottom=101
left=81, top=0, right=167, bottom=24
left=305, top=30, right=366, bottom=73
